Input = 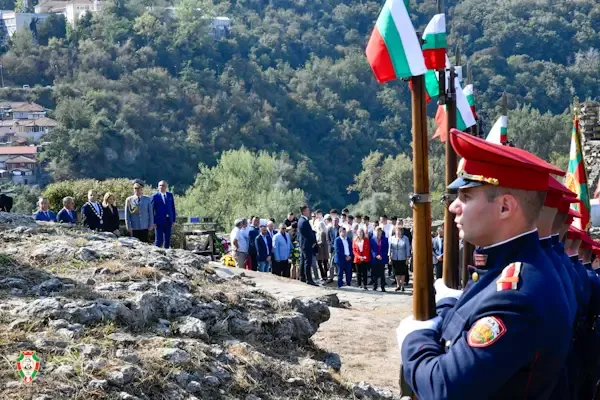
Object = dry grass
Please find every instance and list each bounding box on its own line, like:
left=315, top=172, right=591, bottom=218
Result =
left=312, top=305, right=409, bottom=393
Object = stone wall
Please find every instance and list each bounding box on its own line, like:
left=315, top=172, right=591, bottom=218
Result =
left=580, top=101, right=600, bottom=191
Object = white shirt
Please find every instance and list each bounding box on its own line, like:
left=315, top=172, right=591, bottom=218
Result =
left=357, top=239, right=364, bottom=252
left=261, top=235, right=270, bottom=255
left=236, top=228, right=249, bottom=253
left=341, top=236, right=350, bottom=256
left=382, top=223, right=394, bottom=239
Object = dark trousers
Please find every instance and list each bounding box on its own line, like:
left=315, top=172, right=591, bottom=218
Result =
left=357, top=263, right=369, bottom=287
left=300, top=250, right=315, bottom=283
left=272, top=260, right=290, bottom=277
left=132, top=229, right=149, bottom=243
left=250, top=253, right=258, bottom=271
left=154, top=220, right=172, bottom=248
left=435, top=262, right=443, bottom=280
left=371, top=263, right=386, bottom=289
left=317, top=260, right=328, bottom=280
left=337, top=260, right=352, bottom=287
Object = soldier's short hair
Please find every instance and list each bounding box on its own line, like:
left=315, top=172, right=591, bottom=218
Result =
left=484, top=186, right=546, bottom=225
left=62, top=196, right=74, bottom=206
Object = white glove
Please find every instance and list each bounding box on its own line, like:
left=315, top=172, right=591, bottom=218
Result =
left=396, top=315, right=442, bottom=354
left=434, top=278, right=463, bottom=303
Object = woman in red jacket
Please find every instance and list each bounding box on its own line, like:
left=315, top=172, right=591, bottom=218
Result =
left=353, top=228, right=371, bottom=289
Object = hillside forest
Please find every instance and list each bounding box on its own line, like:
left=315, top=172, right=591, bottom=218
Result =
left=0, top=0, right=598, bottom=223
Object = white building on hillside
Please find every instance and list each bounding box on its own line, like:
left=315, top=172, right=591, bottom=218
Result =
left=0, top=11, right=51, bottom=39
left=35, top=0, right=102, bottom=25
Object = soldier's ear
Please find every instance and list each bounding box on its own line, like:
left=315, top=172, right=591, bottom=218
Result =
left=499, top=194, right=518, bottom=220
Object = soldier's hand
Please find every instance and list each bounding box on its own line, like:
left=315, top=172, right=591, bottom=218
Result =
left=396, top=315, right=442, bottom=353
left=434, top=278, right=463, bottom=303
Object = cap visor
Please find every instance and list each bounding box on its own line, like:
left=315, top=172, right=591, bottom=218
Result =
left=448, top=177, right=484, bottom=190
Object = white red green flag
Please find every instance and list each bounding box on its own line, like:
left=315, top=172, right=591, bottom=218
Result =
left=565, top=114, right=591, bottom=230
left=486, top=116, right=508, bottom=144
left=463, top=84, right=477, bottom=119
left=421, top=14, right=446, bottom=70
left=432, top=57, right=476, bottom=142
left=366, top=0, right=427, bottom=83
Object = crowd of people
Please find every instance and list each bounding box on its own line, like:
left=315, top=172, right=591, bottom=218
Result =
left=229, top=207, right=435, bottom=292
left=32, top=179, right=177, bottom=248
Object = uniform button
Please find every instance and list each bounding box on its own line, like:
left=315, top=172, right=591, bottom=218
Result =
left=445, top=340, right=452, bottom=347
left=472, top=272, right=479, bottom=282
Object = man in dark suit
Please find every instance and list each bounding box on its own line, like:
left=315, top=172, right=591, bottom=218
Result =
left=334, top=226, right=353, bottom=288
left=57, top=196, right=77, bottom=224
left=81, top=189, right=104, bottom=231
left=255, top=223, right=273, bottom=272
left=298, top=204, right=318, bottom=286
left=152, top=180, right=177, bottom=248
left=33, top=197, right=56, bottom=222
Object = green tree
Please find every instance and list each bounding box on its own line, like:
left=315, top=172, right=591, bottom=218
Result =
left=178, top=149, right=306, bottom=229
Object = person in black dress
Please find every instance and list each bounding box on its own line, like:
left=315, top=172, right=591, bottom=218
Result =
left=102, top=192, right=120, bottom=235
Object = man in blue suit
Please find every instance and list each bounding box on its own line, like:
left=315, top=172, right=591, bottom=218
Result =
left=152, top=180, right=177, bottom=248
left=33, top=197, right=56, bottom=222
left=334, top=226, right=353, bottom=288
left=57, top=196, right=77, bottom=224
left=255, top=223, right=273, bottom=273
left=298, top=205, right=318, bottom=286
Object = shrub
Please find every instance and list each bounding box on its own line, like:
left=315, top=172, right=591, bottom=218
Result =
left=43, top=178, right=153, bottom=212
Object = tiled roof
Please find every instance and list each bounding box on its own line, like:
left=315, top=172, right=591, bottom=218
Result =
left=0, top=146, right=37, bottom=155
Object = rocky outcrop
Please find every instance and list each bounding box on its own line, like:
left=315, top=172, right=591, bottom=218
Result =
left=0, top=213, right=397, bottom=400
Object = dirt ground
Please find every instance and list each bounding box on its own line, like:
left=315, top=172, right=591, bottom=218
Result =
left=214, top=265, right=414, bottom=394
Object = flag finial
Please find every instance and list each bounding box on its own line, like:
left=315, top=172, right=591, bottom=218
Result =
left=502, top=92, right=508, bottom=115
left=573, top=96, right=579, bottom=118
left=437, top=0, right=443, bottom=14
left=455, top=44, right=461, bottom=66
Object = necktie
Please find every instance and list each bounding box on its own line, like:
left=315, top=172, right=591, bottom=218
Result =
left=283, top=233, right=287, bottom=243
left=162, top=193, right=166, bottom=204
left=44, top=211, right=48, bottom=219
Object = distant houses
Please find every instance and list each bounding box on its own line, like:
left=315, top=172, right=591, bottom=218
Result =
left=0, top=101, right=56, bottom=145
left=0, top=145, right=38, bottom=185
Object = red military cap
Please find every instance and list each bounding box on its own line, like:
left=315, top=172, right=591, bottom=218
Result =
left=448, top=129, right=565, bottom=191
left=558, top=195, right=580, bottom=215
left=579, top=231, right=596, bottom=249
left=566, top=225, right=583, bottom=240
left=545, top=177, right=577, bottom=208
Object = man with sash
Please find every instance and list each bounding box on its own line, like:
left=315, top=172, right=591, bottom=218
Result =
left=81, top=190, right=103, bottom=231
left=397, top=129, right=571, bottom=399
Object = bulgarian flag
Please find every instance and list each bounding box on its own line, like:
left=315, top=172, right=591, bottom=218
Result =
left=432, top=58, right=476, bottom=141
left=366, top=0, right=427, bottom=83
left=486, top=116, right=508, bottom=144
left=421, top=14, right=446, bottom=70
left=463, top=84, right=477, bottom=119
left=565, top=114, right=591, bottom=230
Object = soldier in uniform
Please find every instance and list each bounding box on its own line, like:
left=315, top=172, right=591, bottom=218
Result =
left=536, top=177, right=581, bottom=399
left=397, top=129, right=572, bottom=399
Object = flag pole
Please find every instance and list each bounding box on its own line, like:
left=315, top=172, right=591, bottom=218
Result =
left=461, top=58, right=475, bottom=287
left=399, top=66, right=435, bottom=400
left=441, top=45, right=460, bottom=289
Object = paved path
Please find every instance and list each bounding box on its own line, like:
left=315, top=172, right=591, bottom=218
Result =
left=213, top=264, right=414, bottom=392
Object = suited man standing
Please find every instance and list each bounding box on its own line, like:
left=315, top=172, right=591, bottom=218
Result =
left=152, top=180, right=177, bottom=249
left=334, top=226, right=353, bottom=288
left=33, top=197, right=56, bottom=222
left=125, top=180, right=154, bottom=243
left=57, top=196, right=77, bottom=224
left=298, top=205, right=318, bottom=286
left=432, top=227, right=444, bottom=279
left=255, top=223, right=273, bottom=273
left=81, top=190, right=104, bottom=231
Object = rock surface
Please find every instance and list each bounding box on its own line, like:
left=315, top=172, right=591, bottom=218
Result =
left=0, top=213, right=396, bottom=399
